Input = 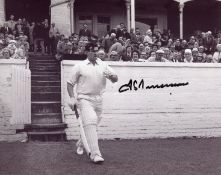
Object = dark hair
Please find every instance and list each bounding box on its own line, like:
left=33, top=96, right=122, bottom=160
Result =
left=131, top=50, right=140, bottom=58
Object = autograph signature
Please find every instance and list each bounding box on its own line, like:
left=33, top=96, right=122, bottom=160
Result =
left=119, top=79, right=189, bottom=93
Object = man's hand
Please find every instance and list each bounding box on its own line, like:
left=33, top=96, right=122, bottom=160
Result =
left=68, top=97, right=78, bottom=111
left=103, top=70, right=118, bottom=83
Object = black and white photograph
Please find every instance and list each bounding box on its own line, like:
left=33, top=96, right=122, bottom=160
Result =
left=0, top=0, right=221, bottom=174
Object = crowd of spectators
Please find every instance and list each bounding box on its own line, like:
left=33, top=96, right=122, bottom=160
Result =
left=0, top=15, right=30, bottom=59
left=0, top=14, right=59, bottom=59
left=1, top=14, right=221, bottom=63
left=56, top=22, right=221, bottom=63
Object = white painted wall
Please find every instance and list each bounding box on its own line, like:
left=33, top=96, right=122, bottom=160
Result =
left=51, top=1, right=71, bottom=36
left=0, top=59, right=28, bottom=141
left=61, top=61, right=221, bottom=140
left=0, top=0, right=5, bottom=25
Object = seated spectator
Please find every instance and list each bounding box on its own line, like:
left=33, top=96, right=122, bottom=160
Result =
left=206, top=54, right=213, bottom=63
left=11, top=41, right=25, bottom=59
left=121, top=45, right=132, bottom=61
left=108, top=39, right=123, bottom=58
left=108, top=51, right=120, bottom=61
left=192, top=48, right=199, bottom=62
left=97, top=49, right=106, bottom=61
left=148, top=51, right=156, bottom=60
left=131, top=50, right=140, bottom=62
left=0, top=22, right=13, bottom=35
left=183, top=49, right=193, bottom=63
left=198, top=46, right=207, bottom=60
left=2, top=48, right=11, bottom=59
left=212, top=44, right=221, bottom=63
left=148, top=49, right=169, bottom=62
left=140, top=52, right=148, bottom=61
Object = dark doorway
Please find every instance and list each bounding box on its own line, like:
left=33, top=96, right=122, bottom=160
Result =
left=5, top=0, right=50, bottom=23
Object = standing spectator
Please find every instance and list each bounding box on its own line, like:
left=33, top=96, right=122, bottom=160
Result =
left=43, top=19, right=50, bottom=54
left=15, top=19, right=24, bottom=36
left=29, top=22, right=35, bottom=51
left=108, top=39, right=123, bottom=57
left=49, top=23, right=59, bottom=55
left=203, top=31, right=215, bottom=54
left=7, top=15, right=16, bottom=30
left=79, top=24, right=91, bottom=39
left=33, top=22, right=45, bottom=55
left=102, top=33, right=116, bottom=53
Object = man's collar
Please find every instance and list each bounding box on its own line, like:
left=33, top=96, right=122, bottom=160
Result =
left=85, top=58, right=100, bottom=65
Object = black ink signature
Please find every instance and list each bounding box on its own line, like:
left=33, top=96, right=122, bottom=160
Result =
left=119, top=79, right=189, bottom=93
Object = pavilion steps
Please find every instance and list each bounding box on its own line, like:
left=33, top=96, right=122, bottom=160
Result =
left=27, top=55, right=66, bottom=141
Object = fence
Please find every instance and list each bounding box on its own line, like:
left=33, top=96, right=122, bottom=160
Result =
left=10, top=65, right=31, bottom=125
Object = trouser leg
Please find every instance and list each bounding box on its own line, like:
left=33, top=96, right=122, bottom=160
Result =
left=78, top=99, right=102, bottom=158
left=34, top=39, right=38, bottom=54
left=40, top=40, right=45, bottom=54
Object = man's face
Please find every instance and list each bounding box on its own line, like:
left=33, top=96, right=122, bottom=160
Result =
left=10, top=15, right=14, bottom=20
left=120, top=23, right=124, bottom=29
left=87, top=48, right=97, bottom=62
left=83, top=24, right=88, bottom=29
left=217, top=46, right=221, bottom=52
left=156, top=53, right=163, bottom=60
left=184, top=52, right=192, bottom=61
left=110, top=54, right=119, bottom=61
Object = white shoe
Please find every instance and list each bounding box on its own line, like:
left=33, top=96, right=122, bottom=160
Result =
left=76, top=140, right=84, bottom=155
left=90, top=155, right=104, bottom=164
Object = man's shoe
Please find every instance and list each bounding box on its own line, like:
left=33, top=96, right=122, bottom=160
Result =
left=76, top=140, right=84, bottom=155
left=90, top=155, right=104, bottom=164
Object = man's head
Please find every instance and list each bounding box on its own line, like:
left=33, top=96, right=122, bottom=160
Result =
left=110, top=33, right=116, bottom=39
left=120, top=23, right=125, bottom=29
left=184, top=49, right=192, bottom=61
left=83, top=24, right=88, bottom=29
left=85, top=43, right=98, bottom=62
left=110, top=51, right=119, bottom=61
left=97, top=49, right=106, bottom=60
left=217, top=44, right=221, bottom=52
left=10, top=15, right=14, bottom=20
left=146, top=29, right=152, bottom=36
left=192, top=48, right=199, bottom=57
left=140, top=52, right=148, bottom=60
left=156, top=49, right=164, bottom=61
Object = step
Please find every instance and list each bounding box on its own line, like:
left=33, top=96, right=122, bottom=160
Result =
left=30, top=67, right=60, bottom=72
left=32, top=92, right=61, bottom=101
left=29, top=62, right=59, bottom=66
left=32, top=101, right=61, bottom=114
left=32, top=86, right=61, bottom=93
left=31, top=75, right=60, bottom=81
left=31, top=71, right=60, bottom=76
left=29, top=60, right=58, bottom=63
left=27, top=131, right=66, bottom=141
left=25, top=123, right=67, bottom=130
left=32, top=81, right=60, bottom=86
left=32, top=113, right=62, bottom=124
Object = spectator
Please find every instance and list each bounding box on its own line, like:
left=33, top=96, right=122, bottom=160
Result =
left=102, top=33, right=116, bottom=53
left=203, top=31, right=215, bottom=54
left=97, top=49, right=106, bottom=61
left=122, top=45, right=132, bottom=61
left=131, top=50, right=140, bottom=62
left=183, top=49, right=193, bottom=63
left=212, top=44, right=221, bottom=63
left=33, top=22, right=45, bottom=54
left=49, top=23, right=59, bottom=55
left=7, top=15, right=16, bottom=30
left=79, top=23, right=91, bottom=39
left=148, top=49, right=169, bottom=62
left=0, top=22, right=12, bottom=35
left=143, top=29, right=153, bottom=45
left=29, top=22, right=35, bottom=51
left=108, top=51, right=120, bottom=61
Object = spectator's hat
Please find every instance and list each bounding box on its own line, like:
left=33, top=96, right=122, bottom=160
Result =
left=9, top=40, right=17, bottom=44
left=192, top=48, right=198, bottom=52
left=110, top=33, right=116, bottom=37
left=97, top=49, right=105, bottom=54
left=85, top=42, right=98, bottom=52
left=184, top=49, right=192, bottom=54
left=156, top=49, right=164, bottom=54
